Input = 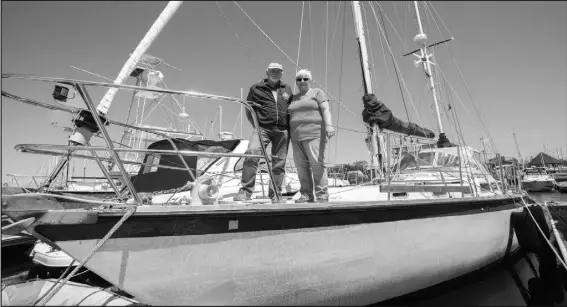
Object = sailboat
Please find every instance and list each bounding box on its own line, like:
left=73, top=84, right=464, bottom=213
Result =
left=2, top=1, right=562, bottom=305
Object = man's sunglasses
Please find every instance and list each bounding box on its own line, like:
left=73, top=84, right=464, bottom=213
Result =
left=296, top=78, right=309, bottom=82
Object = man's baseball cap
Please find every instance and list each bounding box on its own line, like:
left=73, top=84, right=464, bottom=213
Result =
left=267, top=63, right=283, bottom=70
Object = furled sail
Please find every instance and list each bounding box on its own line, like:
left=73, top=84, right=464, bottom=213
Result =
left=361, top=93, right=436, bottom=138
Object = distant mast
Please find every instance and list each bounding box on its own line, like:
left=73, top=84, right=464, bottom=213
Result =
left=412, top=1, right=448, bottom=145
left=351, top=1, right=381, bottom=172
left=512, top=132, right=523, bottom=166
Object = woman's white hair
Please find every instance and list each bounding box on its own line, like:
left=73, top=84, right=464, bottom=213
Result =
left=295, top=69, right=312, bottom=79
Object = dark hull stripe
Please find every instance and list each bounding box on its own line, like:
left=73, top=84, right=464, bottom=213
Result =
left=35, top=196, right=523, bottom=242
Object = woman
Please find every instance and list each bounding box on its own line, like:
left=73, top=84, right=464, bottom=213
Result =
left=288, top=69, right=335, bottom=203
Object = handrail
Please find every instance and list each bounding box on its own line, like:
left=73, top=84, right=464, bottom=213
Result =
left=74, top=83, right=141, bottom=203
left=15, top=144, right=267, bottom=159
left=2, top=73, right=280, bottom=202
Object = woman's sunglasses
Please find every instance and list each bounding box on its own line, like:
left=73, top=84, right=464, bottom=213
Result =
left=296, top=78, right=309, bottom=82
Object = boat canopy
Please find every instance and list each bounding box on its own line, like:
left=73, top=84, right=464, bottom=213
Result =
left=133, top=138, right=240, bottom=193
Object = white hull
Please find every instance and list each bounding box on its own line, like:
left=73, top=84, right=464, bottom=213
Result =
left=56, top=208, right=519, bottom=305
left=2, top=279, right=137, bottom=306
left=521, top=179, right=555, bottom=192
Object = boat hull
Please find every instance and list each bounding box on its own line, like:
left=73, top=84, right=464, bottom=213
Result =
left=30, top=198, right=522, bottom=306
left=521, top=180, right=555, bottom=192
left=552, top=173, right=567, bottom=182
left=555, top=182, right=567, bottom=193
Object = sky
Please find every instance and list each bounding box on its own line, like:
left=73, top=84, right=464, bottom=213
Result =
left=2, top=1, right=566, bottom=186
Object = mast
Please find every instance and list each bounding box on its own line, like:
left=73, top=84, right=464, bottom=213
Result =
left=412, top=1, right=446, bottom=143
left=39, top=2, right=182, bottom=195
left=96, top=1, right=183, bottom=116
left=512, top=132, right=523, bottom=166
left=351, top=1, right=381, bottom=172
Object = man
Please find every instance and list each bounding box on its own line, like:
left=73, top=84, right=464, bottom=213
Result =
left=234, top=63, right=293, bottom=202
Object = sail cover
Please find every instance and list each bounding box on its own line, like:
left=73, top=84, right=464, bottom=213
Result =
left=361, top=93, right=435, bottom=138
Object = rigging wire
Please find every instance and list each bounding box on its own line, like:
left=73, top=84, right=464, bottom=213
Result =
left=372, top=3, right=398, bottom=104
left=370, top=2, right=425, bottom=128
left=391, top=1, right=408, bottom=54
left=327, top=1, right=344, bottom=67
left=215, top=1, right=261, bottom=76
left=153, top=73, right=203, bottom=135
left=371, top=2, right=412, bottom=123
left=325, top=1, right=329, bottom=89
left=369, top=1, right=408, bottom=53
left=309, top=1, right=315, bottom=69
left=404, top=1, right=410, bottom=55
left=295, top=1, right=305, bottom=93
left=325, top=1, right=331, bottom=160
left=361, top=2, right=378, bottom=88
left=425, top=1, right=498, bottom=153
left=334, top=0, right=347, bottom=163
left=231, top=1, right=369, bottom=128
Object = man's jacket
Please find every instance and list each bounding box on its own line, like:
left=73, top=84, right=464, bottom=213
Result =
left=245, top=79, right=293, bottom=129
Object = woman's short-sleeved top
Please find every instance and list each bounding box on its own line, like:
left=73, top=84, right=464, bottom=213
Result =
left=288, top=88, right=328, bottom=142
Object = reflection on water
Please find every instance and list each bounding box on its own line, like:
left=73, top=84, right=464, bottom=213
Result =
left=529, top=191, right=567, bottom=237
left=527, top=191, right=567, bottom=204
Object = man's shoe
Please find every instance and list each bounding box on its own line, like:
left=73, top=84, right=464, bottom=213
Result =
left=233, top=190, right=252, bottom=201
left=295, top=194, right=315, bottom=203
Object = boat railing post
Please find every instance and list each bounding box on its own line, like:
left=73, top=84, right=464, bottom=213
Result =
left=386, top=133, right=391, bottom=201
left=457, top=145, right=464, bottom=198
left=87, top=148, right=123, bottom=197
left=497, top=153, right=506, bottom=193
left=12, top=175, right=22, bottom=188
left=40, top=150, right=73, bottom=192
left=240, top=98, right=280, bottom=202
left=515, top=160, right=522, bottom=192
left=75, top=83, right=142, bottom=204
left=31, top=176, right=40, bottom=189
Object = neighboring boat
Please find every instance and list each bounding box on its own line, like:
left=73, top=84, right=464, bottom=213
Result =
left=556, top=181, right=567, bottom=193
left=1, top=187, right=37, bottom=277
left=521, top=167, right=556, bottom=192
left=551, top=167, right=567, bottom=182
left=2, top=1, right=559, bottom=306
left=1, top=279, right=138, bottom=306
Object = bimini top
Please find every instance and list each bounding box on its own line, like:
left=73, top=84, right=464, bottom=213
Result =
left=133, top=138, right=240, bottom=193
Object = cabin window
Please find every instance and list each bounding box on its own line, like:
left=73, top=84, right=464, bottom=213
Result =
left=437, top=153, right=460, bottom=167
left=142, top=154, right=161, bottom=174
left=397, top=153, right=418, bottom=171
left=417, top=152, right=435, bottom=167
